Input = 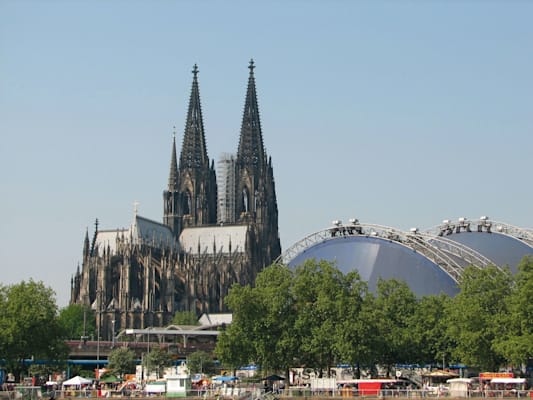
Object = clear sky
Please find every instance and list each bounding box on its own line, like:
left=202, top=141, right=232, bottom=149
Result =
left=1, top=0, right=532, bottom=308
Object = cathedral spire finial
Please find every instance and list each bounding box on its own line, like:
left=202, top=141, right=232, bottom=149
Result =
left=167, top=128, right=178, bottom=191
left=90, top=218, right=99, bottom=257
left=237, top=59, right=264, bottom=167
left=179, top=64, right=209, bottom=170
left=83, top=227, right=90, bottom=259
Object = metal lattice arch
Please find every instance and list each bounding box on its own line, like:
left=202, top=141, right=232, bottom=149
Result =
left=427, top=216, right=533, bottom=274
left=277, top=217, right=533, bottom=297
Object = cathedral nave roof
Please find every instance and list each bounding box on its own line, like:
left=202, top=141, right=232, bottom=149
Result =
left=179, top=225, right=248, bottom=255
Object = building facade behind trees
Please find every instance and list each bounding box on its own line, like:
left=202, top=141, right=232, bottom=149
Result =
left=70, top=60, right=281, bottom=340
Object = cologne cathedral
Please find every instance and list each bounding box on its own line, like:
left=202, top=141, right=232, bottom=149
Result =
left=70, top=60, right=281, bottom=339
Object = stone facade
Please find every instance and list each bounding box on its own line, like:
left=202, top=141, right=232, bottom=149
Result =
left=70, top=61, right=281, bottom=340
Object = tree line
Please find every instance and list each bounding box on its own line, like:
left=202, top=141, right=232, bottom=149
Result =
left=1, top=257, right=532, bottom=380
left=0, top=281, right=208, bottom=380
left=214, top=257, right=533, bottom=376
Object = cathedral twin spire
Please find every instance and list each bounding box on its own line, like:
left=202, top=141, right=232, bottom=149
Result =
left=165, top=59, right=271, bottom=234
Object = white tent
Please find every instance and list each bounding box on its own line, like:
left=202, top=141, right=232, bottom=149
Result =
left=447, top=378, right=473, bottom=398
left=491, top=378, right=526, bottom=384
left=62, top=376, right=93, bottom=387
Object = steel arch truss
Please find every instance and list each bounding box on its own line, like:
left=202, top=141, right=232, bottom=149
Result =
left=429, top=217, right=533, bottom=247
left=278, top=220, right=494, bottom=283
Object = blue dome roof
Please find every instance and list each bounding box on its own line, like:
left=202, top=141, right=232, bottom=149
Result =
left=436, top=231, right=533, bottom=273
left=288, top=235, right=458, bottom=297
left=282, top=217, right=533, bottom=297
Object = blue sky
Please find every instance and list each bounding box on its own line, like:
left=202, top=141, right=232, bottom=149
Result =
left=1, top=0, right=532, bottom=307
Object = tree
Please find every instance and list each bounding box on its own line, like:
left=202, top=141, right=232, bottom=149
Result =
left=108, top=347, right=136, bottom=378
left=335, top=278, right=379, bottom=376
left=215, top=284, right=260, bottom=371
left=409, top=293, right=453, bottom=367
left=216, top=263, right=297, bottom=375
left=447, top=265, right=512, bottom=371
left=493, top=256, right=533, bottom=367
left=252, top=263, right=298, bottom=375
left=0, top=285, right=10, bottom=361
left=292, top=259, right=359, bottom=376
left=187, top=351, right=215, bottom=375
left=28, top=363, right=65, bottom=385
left=372, top=278, right=418, bottom=375
left=0, top=280, right=69, bottom=378
left=143, top=346, right=173, bottom=378
left=172, top=311, right=199, bottom=326
left=58, top=304, right=95, bottom=340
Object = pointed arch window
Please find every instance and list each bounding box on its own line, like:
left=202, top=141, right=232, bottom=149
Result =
left=242, top=187, right=250, bottom=213
left=183, top=191, right=192, bottom=215
left=167, top=193, right=176, bottom=215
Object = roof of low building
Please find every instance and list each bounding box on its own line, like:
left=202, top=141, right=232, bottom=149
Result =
left=198, top=313, right=233, bottom=327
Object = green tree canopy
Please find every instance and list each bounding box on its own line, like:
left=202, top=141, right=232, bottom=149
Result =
left=372, top=278, right=418, bottom=375
left=187, top=351, right=215, bottom=375
left=253, top=263, right=298, bottom=374
left=216, top=259, right=530, bottom=374
left=409, top=293, right=453, bottom=367
left=143, top=346, right=173, bottom=378
left=216, top=264, right=297, bottom=375
left=0, top=280, right=68, bottom=377
left=334, top=279, right=378, bottom=375
left=217, top=260, right=373, bottom=377
left=493, top=256, right=533, bottom=366
left=58, top=303, right=95, bottom=340
left=292, top=259, right=359, bottom=376
left=108, top=347, right=136, bottom=378
left=172, top=311, right=199, bottom=326
left=447, top=265, right=512, bottom=371
left=215, top=284, right=260, bottom=371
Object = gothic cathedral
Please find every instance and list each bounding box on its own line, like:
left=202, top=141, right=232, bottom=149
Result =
left=70, top=61, right=281, bottom=340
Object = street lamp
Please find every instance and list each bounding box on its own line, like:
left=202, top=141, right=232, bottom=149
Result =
left=96, top=289, right=102, bottom=375
left=111, top=320, right=116, bottom=347
left=146, top=328, right=151, bottom=380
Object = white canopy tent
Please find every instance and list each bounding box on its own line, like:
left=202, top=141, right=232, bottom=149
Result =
left=62, top=376, right=93, bottom=388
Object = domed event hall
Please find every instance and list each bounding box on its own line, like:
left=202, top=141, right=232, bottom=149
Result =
left=279, top=216, right=533, bottom=297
